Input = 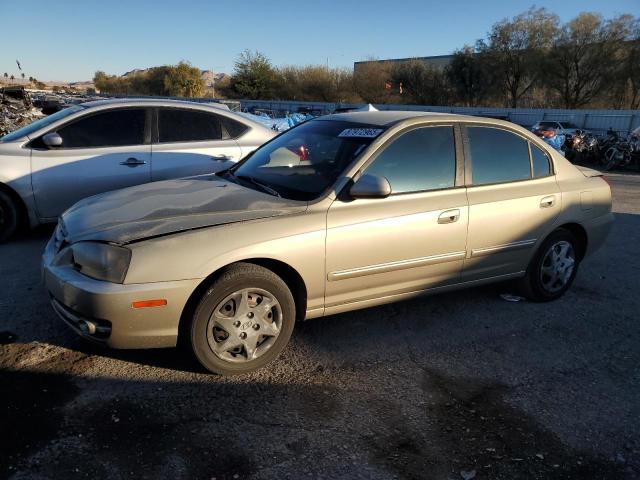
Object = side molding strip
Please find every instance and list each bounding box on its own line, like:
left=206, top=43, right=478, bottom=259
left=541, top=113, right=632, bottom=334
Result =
left=328, top=251, right=466, bottom=282
left=470, top=238, right=536, bottom=258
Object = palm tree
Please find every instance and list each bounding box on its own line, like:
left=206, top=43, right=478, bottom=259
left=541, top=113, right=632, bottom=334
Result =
left=10, top=75, right=14, bottom=81
left=3, top=73, right=7, bottom=79
left=21, top=73, right=25, bottom=79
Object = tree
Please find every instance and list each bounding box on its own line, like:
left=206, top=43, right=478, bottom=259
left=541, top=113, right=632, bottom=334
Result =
left=353, top=60, right=394, bottom=103
left=231, top=50, right=278, bottom=99
left=21, top=73, right=25, bottom=80
left=446, top=46, right=492, bottom=106
left=544, top=13, right=634, bottom=108
left=10, top=75, right=14, bottom=81
left=163, top=62, right=204, bottom=97
left=479, top=7, right=559, bottom=107
left=391, top=60, right=451, bottom=105
left=617, top=18, right=640, bottom=109
left=2, top=73, right=7, bottom=79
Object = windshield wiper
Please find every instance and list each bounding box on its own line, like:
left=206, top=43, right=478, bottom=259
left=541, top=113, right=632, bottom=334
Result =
left=235, top=174, right=281, bottom=197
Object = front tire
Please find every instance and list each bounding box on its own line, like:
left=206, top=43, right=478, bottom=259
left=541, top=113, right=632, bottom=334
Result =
left=0, top=190, right=18, bottom=243
left=518, top=229, right=580, bottom=302
left=189, top=263, right=296, bottom=375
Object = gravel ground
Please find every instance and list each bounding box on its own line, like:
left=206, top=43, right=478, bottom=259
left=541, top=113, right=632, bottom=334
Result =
left=1, top=173, right=639, bottom=480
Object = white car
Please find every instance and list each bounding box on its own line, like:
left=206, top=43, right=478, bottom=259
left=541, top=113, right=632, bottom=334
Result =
left=531, top=121, right=581, bottom=137
left=0, top=99, right=276, bottom=241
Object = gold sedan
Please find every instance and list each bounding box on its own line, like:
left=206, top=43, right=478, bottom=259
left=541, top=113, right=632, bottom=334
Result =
left=43, top=112, right=613, bottom=375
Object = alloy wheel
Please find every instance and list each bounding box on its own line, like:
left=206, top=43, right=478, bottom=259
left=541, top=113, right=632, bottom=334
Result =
left=206, top=288, right=282, bottom=363
left=539, top=240, right=575, bottom=293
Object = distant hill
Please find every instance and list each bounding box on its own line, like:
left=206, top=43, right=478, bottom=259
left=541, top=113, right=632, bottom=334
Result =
left=122, top=67, right=229, bottom=87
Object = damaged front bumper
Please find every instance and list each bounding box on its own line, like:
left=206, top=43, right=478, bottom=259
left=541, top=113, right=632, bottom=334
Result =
left=42, top=235, right=200, bottom=349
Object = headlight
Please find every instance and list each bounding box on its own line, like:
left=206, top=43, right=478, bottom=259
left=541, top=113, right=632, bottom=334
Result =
left=70, top=242, right=131, bottom=283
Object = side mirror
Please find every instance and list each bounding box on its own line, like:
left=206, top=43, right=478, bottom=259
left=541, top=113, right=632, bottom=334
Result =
left=42, top=132, right=63, bottom=148
left=349, top=174, right=391, bottom=199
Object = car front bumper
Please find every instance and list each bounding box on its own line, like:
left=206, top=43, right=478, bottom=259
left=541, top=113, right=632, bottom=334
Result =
left=43, top=241, right=201, bottom=349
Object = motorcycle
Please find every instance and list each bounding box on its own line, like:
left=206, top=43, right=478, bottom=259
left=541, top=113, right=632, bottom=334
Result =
left=604, top=134, right=640, bottom=171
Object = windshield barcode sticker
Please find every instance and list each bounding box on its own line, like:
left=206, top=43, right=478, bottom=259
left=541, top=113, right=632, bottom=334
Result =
left=338, top=128, right=384, bottom=138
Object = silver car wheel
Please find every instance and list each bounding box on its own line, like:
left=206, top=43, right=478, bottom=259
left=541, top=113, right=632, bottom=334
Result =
left=206, top=288, right=282, bottom=363
left=539, top=240, right=575, bottom=293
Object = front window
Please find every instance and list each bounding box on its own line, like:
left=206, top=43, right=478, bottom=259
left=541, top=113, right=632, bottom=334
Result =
left=56, top=108, right=146, bottom=148
left=364, top=126, right=456, bottom=193
left=228, top=120, right=385, bottom=200
left=0, top=105, right=84, bottom=142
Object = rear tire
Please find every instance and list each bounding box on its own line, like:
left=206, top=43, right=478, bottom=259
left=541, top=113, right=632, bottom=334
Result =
left=518, top=229, right=580, bottom=302
left=0, top=190, right=18, bottom=243
left=188, top=263, right=296, bottom=375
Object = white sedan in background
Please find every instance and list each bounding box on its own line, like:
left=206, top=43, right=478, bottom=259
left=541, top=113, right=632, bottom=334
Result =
left=0, top=99, right=276, bottom=241
left=531, top=120, right=582, bottom=137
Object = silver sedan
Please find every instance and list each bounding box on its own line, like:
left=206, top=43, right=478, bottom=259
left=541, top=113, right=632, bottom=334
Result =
left=42, top=111, right=613, bottom=375
left=0, top=98, right=276, bottom=241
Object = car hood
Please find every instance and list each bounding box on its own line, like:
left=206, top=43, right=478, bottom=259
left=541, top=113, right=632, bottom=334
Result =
left=60, top=175, right=308, bottom=244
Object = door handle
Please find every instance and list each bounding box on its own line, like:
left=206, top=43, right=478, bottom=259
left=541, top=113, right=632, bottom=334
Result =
left=120, top=157, right=147, bottom=167
left=540, top=195, right=556, bottom=208
left=438, top=209, right=460, bottom=224
left=211, top=155, right=231, bottom=162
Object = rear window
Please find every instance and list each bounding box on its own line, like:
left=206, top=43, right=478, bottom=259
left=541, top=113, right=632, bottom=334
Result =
left=468, top=127, right=531, bottom=185
left=159, top=109, right=223, bottom=143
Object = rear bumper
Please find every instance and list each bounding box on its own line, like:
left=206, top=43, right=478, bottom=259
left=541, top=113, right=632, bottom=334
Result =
left=43, top=253, right=200, bottom=349
left=584, top=212, right=614, bottom=257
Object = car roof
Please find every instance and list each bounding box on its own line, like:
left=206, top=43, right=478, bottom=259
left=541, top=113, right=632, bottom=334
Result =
left=77, top=98, right=273, bottom=132
left=80, top=97, right=230, bottom=111
left=318, top=110, right=514, bottom=128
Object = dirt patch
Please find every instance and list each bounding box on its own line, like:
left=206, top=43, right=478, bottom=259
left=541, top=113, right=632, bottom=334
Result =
left=365, top=367, right=627, bottom=479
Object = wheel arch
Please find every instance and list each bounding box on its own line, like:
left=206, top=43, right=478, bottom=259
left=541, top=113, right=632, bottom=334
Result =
left=178, top=257, right=308, bottom=346
left=556, top=222, right=588, bottom=260
left=0, top=181, right=29, bottom=229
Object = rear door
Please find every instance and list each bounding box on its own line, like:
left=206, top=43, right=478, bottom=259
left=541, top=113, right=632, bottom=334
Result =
left=30, top=107, right=151, bottom=219
left=461, top=125, right=560, bottom=281
left=151, top=108, right=242, bottom=181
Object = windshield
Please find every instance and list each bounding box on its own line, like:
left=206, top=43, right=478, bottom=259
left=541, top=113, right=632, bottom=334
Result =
left=229, top=120, right=385, bottom=200
left=0, top=105, right=84, bottom=142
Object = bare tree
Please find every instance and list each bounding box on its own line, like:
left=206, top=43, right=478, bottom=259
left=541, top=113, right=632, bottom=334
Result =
left=544, top=13, right=635, bottom=109
left=446, top=46, right=492, bottom=106
left=479, top=7, right=559, bottom=107
left=391, top=60, right=451, bottom=105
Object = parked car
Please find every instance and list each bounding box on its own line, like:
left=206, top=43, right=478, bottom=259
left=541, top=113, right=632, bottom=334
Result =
left=42, top=112, right=613, bottom=375
left=0, top=99, right=276, bottom=241
left=531, top=120, right=581, bottom=137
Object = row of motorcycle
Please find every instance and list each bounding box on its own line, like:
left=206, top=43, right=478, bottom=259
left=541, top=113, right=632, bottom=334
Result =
left=536, top=127, right=640, bottom=171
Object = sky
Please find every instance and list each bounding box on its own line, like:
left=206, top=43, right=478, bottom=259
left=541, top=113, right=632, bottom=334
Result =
left=1, top=0, right=637, bottom=82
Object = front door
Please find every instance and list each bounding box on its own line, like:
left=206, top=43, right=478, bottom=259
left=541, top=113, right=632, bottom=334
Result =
left=325, top=125, right=469, bottom=309
left=31, top=108, right=151, bottom=219
left=151, top=108, right=242, bottom=181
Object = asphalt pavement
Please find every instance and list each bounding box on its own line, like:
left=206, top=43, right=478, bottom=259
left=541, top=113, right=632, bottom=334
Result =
left=1, top=173, right=639, bottom=480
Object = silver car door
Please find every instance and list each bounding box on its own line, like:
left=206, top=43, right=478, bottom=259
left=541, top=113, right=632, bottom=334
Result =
left=30, top=108, right=151, bottom=219
left=324, top=125, right=469, bottom=310
left=151, top=108, right=242, bottom=182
